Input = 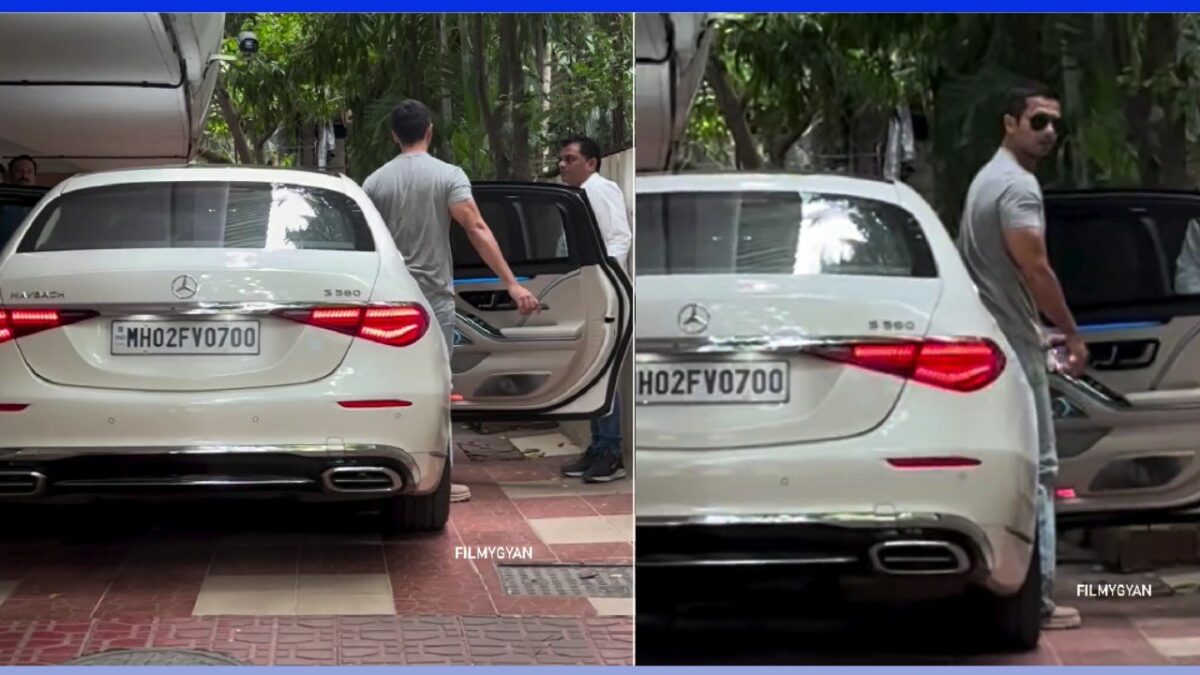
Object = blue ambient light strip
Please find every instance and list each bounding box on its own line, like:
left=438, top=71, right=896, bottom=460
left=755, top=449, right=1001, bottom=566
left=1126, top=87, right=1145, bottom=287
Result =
left=1078, top=321, right=1164, bottom=334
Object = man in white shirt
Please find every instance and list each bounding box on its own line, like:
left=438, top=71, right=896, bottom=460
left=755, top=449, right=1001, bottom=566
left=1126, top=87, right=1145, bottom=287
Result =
left=1175, top=218, right=1200, bottom=295
left=556, top=136, right=631, bottom=482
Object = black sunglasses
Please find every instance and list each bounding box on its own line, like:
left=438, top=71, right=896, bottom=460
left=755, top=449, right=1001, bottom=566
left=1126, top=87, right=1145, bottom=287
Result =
left=1029, top=113, right=1065, bottom=134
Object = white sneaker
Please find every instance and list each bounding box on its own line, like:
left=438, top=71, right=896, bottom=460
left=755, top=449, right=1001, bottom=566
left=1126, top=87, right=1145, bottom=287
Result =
left=1042, top=605, right=1082, bottom=630
left=450, top=483, right=471, bottom=503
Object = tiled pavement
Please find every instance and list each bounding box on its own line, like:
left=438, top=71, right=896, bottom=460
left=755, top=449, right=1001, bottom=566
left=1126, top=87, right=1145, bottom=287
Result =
left=0, top=427, right=632, bottom=665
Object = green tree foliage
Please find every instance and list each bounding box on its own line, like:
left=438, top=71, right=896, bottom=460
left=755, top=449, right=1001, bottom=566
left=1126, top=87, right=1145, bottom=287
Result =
left=682, top=14, right=1200, bottom=229
left=202, top=14, right=632, bottom=183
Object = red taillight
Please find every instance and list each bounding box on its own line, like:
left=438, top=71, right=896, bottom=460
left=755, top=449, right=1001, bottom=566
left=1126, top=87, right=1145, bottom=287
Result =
left=913, top=341, right=1006, bottom=391
left=1056, top=487, right=1077, bottom=500
left=338, top=400, right=413, bottom=409
left=0, top=404, right=29, bottom=412
left=279, top=304, right=430, bottom=348
left=361, top=306, right=429, bottom=347
left=0, top=308, right=96, bottom=344
left=810, top=339, right=1005, bottom=392
left=450, top=393, right=465, bottom=402
left=887, top=456, right=982, bottom=470
left=310, top=308, right=363, bottom=332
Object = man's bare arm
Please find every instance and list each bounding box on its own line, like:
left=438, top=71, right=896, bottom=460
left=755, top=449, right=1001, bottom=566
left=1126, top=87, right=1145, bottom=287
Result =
left=449, top=199, right=540, bottom=314
left=1004, top=227, right=1089, bottom=374
left=1003, top=228, right=1076, bottom=336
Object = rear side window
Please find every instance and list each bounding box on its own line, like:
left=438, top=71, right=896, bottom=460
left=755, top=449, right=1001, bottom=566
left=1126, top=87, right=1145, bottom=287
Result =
left=451, top=196, right=569, bottom=267
left=18, top=181, right=374, bottom=253
left=636, top=190, right=936, bottom=277
left=1045, top=198, right=1200, bottom=307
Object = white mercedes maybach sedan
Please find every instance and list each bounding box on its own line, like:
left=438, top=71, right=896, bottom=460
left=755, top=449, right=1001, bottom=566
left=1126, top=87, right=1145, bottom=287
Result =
left=0, top=166, right=631, bottom=532
left=635, top=173, right=1042, bottom=649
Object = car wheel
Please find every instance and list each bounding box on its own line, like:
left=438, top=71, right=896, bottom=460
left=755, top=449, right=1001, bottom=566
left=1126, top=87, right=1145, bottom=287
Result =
left=382, top=462, right=451, bottom=533
left=988, top=536, right=1042, bottom=651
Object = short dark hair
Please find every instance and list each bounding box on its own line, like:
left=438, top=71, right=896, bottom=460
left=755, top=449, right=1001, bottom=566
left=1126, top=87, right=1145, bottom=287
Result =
left=8, top=154, right=36, bottom=174
left=560, top=135, right=603, bottom=172
left=390, top=100, right=433, bottom=146
left=1002, top=83, right=1059, bottom=127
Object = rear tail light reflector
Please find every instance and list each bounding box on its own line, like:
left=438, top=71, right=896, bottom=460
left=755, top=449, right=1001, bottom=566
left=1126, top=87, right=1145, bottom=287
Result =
left=887, top=457, right=982, bottom=470
left=0, top=404, right=29, bottom=412
left=809, top=339, right=1005, bottom=392
left=338, top=400, right=413, bottom=409
left=1056, top=487, right=1077, bottom=500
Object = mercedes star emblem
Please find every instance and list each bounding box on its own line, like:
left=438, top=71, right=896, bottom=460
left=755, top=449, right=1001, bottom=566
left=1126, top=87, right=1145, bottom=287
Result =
left=171, top=274, right=199, bottom=300
left=677, top=303, right=710, bottom=335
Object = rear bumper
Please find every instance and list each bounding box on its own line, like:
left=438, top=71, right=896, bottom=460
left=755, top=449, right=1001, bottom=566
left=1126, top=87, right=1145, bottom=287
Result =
left=636, top=512, right=1007, bottom=602
left=0, top=443, right=448, bottom=503
left=636, top=437, right=1037, bottom=595
left=638, top=511, right=989, bottom=573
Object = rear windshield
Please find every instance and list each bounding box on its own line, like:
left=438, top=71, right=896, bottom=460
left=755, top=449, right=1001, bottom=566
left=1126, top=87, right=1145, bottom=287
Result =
left=636, top=190, right=937, bottom=277
left=18, top=181, right=374, bottom=253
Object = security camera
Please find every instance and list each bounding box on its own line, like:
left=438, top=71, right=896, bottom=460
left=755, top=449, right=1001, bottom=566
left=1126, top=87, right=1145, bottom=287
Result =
left=238, top=31, right=259, bottom=55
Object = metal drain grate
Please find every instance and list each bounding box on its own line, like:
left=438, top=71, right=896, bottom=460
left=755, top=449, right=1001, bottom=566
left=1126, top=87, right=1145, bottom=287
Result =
left=499, top=564, right=632, bottom=598
left=64, top=649, right=246, bottom=665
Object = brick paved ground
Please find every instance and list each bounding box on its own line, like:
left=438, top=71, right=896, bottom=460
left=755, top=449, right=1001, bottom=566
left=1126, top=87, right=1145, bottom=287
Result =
left=0, top=427, right=632, bottom=665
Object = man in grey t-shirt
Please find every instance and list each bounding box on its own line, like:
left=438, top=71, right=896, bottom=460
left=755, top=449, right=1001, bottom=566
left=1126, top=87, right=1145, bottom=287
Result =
left=958, top=84, right=1088, bottom=631
left=363, top=99, right=540, bottom=504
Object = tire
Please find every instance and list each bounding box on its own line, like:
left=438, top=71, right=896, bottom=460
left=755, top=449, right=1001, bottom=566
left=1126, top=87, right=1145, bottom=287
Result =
left=382, top=463, right=451, bottom=533
left=989, top=536, right=1042, bottom=651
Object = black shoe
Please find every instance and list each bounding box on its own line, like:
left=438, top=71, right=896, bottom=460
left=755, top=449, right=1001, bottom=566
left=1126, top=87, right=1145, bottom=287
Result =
left=582, top=455, right=626, bottom=483
left=561, top=451, right=595, bottom=478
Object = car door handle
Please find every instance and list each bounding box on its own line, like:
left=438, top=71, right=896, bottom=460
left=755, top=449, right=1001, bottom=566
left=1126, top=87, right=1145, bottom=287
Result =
left=459, top=290, right=513, bottom=311
left=1088, top=340, right=1158, bottom=370
left=459, top=290, right=549, bottom=313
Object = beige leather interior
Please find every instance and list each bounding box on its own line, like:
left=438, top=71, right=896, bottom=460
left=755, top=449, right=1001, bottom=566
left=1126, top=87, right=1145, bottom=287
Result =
left=451, top=266, right=620, bottom=413
left=1057, top=318, right=1200, bottom=514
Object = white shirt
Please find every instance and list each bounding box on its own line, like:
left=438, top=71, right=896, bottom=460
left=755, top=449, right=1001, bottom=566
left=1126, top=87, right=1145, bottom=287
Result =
left=1177, top=218, right=1200, bottom=295
left=579, top=172, right=632, bottom=270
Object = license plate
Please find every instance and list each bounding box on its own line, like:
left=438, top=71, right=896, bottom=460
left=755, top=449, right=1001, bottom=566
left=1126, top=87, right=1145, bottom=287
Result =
left=637, top=360, right=789, bottom=404
left=111, top=320, right=261, bottom=356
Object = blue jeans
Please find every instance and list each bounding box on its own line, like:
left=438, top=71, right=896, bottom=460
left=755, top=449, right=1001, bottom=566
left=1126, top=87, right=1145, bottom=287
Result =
left=433, top=298, right=455, bottom=472
left=589, top=392, right=623, bottom=461
left=1015, top=345, right=1058, bottom=616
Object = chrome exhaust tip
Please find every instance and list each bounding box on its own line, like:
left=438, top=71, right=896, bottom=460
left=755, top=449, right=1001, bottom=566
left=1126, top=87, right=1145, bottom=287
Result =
left=321, top=467, right=403, bottom=494
left=0, top=471, right=46, bottom=498
left=868, top=540, right=970, bottom=575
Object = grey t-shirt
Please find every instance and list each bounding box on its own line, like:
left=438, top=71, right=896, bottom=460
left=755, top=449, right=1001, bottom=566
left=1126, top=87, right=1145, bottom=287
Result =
left=362, top=152, right=473, bottom=306
left=957, top=148, right=1046, bottom=355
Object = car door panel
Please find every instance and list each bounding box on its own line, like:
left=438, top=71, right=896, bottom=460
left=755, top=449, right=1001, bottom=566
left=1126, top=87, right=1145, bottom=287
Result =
left=449, top=183, right=631, bottom=421
left=1047, top=194, right=1200, bottom=524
